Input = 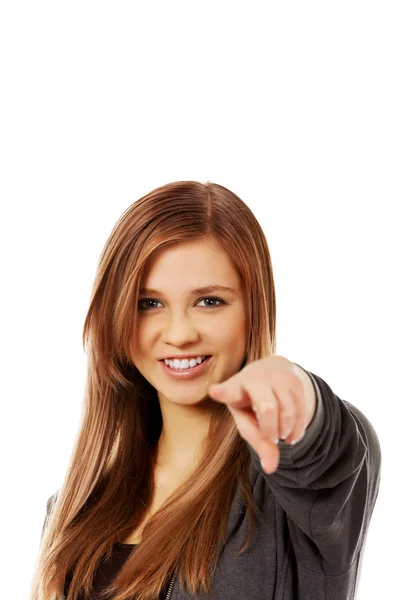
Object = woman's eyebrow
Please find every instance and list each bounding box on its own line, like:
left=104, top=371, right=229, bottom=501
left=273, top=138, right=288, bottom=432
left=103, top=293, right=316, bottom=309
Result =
left=139, top=285, right=236, bottom=296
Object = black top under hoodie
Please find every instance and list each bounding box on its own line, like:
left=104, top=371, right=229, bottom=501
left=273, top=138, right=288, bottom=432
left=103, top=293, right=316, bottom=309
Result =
left=42, top=366, right=382, bottom=599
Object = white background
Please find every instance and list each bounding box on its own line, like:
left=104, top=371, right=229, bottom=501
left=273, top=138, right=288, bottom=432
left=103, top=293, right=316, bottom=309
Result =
left=1, top=2, right=398, bottom=598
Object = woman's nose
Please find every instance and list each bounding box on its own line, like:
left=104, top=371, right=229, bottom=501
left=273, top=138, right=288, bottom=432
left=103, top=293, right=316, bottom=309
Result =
left=161, top=314, right=200, bottom=346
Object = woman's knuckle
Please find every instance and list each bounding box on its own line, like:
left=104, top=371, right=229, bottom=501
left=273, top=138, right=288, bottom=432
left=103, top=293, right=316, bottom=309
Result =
left=259, top=403, right=274, bottom=415
left=280, top=409, right=294, bottom=423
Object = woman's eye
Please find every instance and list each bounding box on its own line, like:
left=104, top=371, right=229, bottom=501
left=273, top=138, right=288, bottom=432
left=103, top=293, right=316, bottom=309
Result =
left=197, top=296, right=225, bottom=308
left=138, top=299, right=161, bottom=310
left=138, top=297, right=225, bottom=311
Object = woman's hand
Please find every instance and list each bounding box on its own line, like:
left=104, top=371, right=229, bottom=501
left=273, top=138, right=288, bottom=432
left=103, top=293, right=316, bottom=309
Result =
left=208, top=355, right=315, bottom=474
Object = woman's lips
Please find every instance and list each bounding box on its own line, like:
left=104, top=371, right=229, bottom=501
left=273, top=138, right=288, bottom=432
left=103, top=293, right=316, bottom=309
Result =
left=160, top=356, right=212, bottom=379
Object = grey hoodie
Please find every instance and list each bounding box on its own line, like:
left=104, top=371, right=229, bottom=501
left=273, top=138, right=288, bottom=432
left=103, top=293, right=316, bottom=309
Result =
left=42, top=367, right=381, bottom=599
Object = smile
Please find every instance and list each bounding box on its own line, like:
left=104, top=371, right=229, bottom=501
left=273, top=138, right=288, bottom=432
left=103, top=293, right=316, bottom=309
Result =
left=160, top=356, right=212, bottom=379
left=164, top=356, right=208, bottom=369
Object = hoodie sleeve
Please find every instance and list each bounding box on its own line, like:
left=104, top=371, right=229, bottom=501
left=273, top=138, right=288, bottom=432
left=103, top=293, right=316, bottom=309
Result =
left=246, top=365, right=382, bottom=576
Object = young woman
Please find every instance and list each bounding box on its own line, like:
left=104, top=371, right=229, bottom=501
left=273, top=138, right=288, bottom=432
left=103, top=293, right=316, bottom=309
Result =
left=30, top=181, right=381, bottom=600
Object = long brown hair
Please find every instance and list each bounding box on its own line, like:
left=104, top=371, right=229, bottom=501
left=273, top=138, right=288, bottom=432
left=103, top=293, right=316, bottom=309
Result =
left=30, top=181, right=277, bottom=600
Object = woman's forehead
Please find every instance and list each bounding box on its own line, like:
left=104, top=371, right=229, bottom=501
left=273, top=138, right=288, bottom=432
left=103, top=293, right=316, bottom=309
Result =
left=142, top=240, right=237, bottom=279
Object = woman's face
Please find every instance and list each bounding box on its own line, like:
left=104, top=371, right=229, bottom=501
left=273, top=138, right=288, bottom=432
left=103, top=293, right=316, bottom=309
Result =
left=132, top=239, right=247, bottom=407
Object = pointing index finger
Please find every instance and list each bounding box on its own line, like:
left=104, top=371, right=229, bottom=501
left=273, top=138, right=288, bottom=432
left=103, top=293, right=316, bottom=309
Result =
left=209, top=380, right=250, bottom=410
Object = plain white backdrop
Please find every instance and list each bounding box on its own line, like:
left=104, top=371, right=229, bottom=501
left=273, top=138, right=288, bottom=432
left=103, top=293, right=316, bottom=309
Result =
left=1, top=2, right=398, bottom=598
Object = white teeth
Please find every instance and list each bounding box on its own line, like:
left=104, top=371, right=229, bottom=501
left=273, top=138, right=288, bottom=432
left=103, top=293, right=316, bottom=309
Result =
left=164, top=356, right=207, bottom=369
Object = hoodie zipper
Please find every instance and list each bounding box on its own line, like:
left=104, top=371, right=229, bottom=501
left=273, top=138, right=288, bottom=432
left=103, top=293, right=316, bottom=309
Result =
left=164, top=563, right=179, bottom=600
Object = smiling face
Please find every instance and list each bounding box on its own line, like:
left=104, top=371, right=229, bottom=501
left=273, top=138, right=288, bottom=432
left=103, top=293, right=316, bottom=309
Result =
left=132, top=238, right=247, bottom=408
